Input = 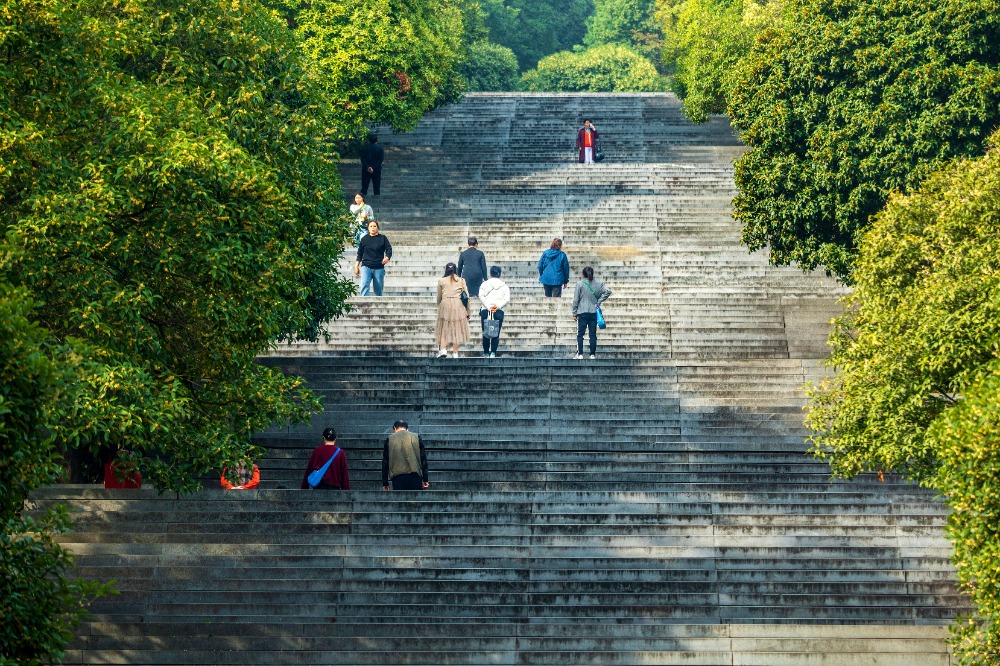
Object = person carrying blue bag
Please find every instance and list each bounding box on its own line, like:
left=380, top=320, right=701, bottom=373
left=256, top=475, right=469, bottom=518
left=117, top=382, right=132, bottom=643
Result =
left=571, top=266, right=612, bottom=360
left=302, top=427, right=350, bottom=490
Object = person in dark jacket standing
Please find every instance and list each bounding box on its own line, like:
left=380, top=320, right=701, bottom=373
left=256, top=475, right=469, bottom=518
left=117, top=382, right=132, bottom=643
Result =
left=355, top=220, right=392, bottom=296
left=572, top=266, right=612, bottom=359
left=302, top=427, right=350, bottom=490
left=577, top=120, right=599, bottom=164
left=457, top=236, right=487, bottom=302
left=538, top=238, right=570, bottom=297
left=360, top=133, right=384, bottom=196
left=382, top=420, right=429, bottom=490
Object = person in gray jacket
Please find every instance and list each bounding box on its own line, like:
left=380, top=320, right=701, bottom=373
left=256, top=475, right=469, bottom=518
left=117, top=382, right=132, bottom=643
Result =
left=571, top=266, right=611, bottom=359
left=382, top=420, right=429, bottom=490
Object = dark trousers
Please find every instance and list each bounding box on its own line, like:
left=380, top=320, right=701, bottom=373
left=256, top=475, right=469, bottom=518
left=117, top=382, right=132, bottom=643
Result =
left=480, top=309, right=505, bottom=354
left=543, top=284, right=562, bottom=297
left=577, top=313, right=597, bottom=355
left=391, top=473, right=423, bottom=490
left=361, top=168, right=381, bottom=196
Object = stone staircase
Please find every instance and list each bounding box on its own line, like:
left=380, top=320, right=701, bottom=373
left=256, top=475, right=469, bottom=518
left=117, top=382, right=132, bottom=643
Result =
left=28, top=93, right=967, bottom=664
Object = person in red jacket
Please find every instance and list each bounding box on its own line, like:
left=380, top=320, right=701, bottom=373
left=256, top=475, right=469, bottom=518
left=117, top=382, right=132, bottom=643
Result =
left=220, top=462, right=260, bottom=490
left=577, top=120, right=599, bottom=164
left=301, top=427, right=351, bottom=490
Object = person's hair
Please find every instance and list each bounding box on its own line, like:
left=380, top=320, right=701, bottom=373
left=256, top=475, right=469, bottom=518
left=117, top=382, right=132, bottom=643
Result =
left=367, top=133, right=378, bottom=143
left=355, top=193, right=365, bottom=203
left=393, top=419, right=408, bottom=430
left=583, top=119, right=591, bottom=124
left=468, top=236, right=478, bottom=246
left=444, top=262, right=458, bottom=280
left=322, top=427, right=337, bottom=441
left=582, top=266, right=594, bottom=280
left=550, top=238, right=562, bottom=250
left=367, top=219, right=379, bottom=230
left=489, top=266, right=502, bottom=278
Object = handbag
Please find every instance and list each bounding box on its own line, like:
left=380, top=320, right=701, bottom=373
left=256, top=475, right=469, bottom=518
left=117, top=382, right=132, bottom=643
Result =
left=459, top=280, right=469, bottom=308
left=307, top=447, right=341, bottom=488
left=483, top=310, right=501, bottom=339
left=583, top=281, right=608, bottom=329
left=594, top=143, right=605, bottom=162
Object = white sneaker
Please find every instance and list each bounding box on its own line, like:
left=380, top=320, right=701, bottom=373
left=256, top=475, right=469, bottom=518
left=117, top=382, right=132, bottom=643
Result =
left=451, top=352, right=460, bottom=359
left=436, top=350, right=447, bottom=358
left=589, top=355, right=596, bottom=360
left=574, top=353, right=583, bottom=360
left=489, top=353, right=496, bottom=358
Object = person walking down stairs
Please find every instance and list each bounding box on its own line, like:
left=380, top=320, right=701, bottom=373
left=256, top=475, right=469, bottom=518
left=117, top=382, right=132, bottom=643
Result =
left=349, top=193, right=374, bottom=247
left=572, top=266, right=611, bottom=360
left=436, top=262, right=471, bottom=358
left=457, top=236, right=487, bottom=303
left=301, top=427, right=351, bottom=490
left=354, top=220, right=392, bottom=296
left=382, top=420, right=429, bottom=490
left=478, top=266, right=510, bottom=358
left=538, top=238, right=569, bottom=297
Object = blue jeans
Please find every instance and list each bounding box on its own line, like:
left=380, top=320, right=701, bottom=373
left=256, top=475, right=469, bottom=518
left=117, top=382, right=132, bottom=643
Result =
left=577, top=313, right=597, bottom=355
left=360, top=266, right=385, bottom=296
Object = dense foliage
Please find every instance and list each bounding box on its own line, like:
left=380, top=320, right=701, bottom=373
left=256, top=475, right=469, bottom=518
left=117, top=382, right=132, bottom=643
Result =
left=585, top=0, right=661, bottom=64
left=1, top=509, right=114, bottom=665
left=658, top=0, right=781, bottom=121
left=483, top=0, right=593, bottom=71
left=1, top=0, right=354, bottom=489
left=728, top=0, right=1000, bottom=279
left=285, top=0, right=467, bottom=133
left=461, top=40, right=521, bottom=91
left=0, top=286, right=113, bottom=664
left=806, top=133, right=1000, bottom=663
left=520, top=43, right=666, bottom=92
left=2, top=0, right=360, bottom=659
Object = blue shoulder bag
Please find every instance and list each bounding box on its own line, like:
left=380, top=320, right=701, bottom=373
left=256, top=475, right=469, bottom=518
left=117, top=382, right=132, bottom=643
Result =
left=307, top=447, right=342, bottom=488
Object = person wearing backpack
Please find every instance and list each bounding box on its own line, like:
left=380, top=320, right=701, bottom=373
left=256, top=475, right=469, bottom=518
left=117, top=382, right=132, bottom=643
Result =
left=301, top=427, right=350, bottom=490
left=572, top=266, right=611, bottom=360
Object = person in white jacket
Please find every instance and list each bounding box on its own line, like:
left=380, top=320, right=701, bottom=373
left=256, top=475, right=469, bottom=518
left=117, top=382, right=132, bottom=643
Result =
left=477, top=266, right=511, bottom=358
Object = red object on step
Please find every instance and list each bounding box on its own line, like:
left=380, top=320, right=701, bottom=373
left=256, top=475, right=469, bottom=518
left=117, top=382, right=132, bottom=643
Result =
left=104, top=463, right=142, bottom=489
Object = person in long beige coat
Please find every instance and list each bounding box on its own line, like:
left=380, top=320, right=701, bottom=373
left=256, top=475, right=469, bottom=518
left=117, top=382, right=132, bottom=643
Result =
left=436, top=262, right=470, bottom=358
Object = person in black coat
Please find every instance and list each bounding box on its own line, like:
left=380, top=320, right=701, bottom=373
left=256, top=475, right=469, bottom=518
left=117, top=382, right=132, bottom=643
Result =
left=457, top=236, right=488, bottom=301
left=360, top=133, right=384, bottom=196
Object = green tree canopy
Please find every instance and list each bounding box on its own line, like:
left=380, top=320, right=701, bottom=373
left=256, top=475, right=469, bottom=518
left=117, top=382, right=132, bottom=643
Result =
left=657, top=0, right=781, bottom=122
left=728, top=0, right=1000, bottom=279
left=461, top=40, right=521, bottom=91
left=806, top=132, right=1000, bottom=662
left=1, top=0, right=353, bottom=494
left=520, top=43, right=666, bottom=92
left=483, top=0, right=593, bottom=71
left=585, top=0, right=661, bottom=63
left=287, top=0, right=466, bottom=133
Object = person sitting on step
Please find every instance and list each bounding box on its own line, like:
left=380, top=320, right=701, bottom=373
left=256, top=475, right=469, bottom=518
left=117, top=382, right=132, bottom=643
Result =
left=220, top=461, right=260, bottom=490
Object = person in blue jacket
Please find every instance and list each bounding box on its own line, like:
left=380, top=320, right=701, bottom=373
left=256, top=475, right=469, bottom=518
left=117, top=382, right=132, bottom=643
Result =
left=537, top=238, right=570, bottom=297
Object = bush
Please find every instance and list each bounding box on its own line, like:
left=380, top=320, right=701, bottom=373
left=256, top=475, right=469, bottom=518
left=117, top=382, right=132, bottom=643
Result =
left=461, top=41, right=520, bottom=91
left=520, top=44, right=667, bottom=92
